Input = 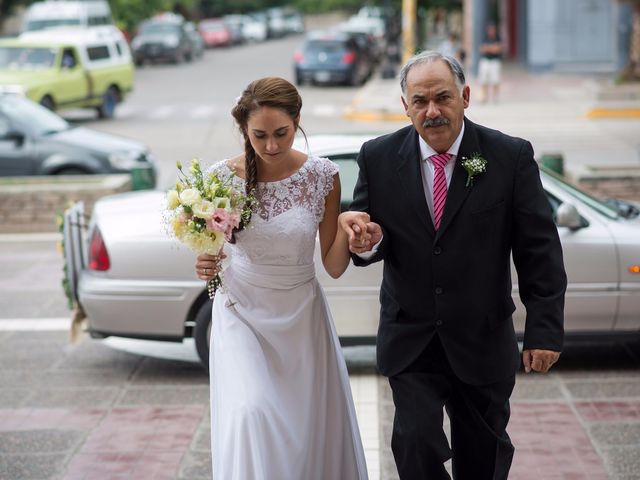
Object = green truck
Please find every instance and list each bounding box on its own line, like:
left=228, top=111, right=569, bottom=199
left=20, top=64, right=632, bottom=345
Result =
left=0, top=26, right=134, bottom=118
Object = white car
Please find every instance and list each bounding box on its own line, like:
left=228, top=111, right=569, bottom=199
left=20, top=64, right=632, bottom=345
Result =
left=64, top=135, right=640, bottom=369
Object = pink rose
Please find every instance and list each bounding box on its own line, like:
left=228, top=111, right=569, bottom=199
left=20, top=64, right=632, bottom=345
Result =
left=206, top=208, right=241, bottom=241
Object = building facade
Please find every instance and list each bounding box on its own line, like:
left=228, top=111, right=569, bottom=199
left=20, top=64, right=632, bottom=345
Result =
left=463, top=0, right=632, bottom=73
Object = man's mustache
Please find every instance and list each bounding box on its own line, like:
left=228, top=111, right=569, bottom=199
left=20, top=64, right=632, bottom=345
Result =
left=423, top=117, right=450, bottom=128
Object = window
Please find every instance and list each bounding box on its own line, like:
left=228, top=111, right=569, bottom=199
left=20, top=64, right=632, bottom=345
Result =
left=86, top=45, right=110, bottom=61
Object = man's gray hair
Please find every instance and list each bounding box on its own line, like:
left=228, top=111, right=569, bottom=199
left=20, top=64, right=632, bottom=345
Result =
left=399, top=50, right=466, bottom=96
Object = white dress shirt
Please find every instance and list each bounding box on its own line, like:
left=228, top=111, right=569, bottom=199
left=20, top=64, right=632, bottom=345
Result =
left=419, top=123, right=465, bottom=222
left=356, top=124, right=465, bottom=259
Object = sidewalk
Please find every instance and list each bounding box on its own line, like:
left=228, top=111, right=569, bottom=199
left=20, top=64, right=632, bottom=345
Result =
left=344, top=64, right=640, bottom=176
left=0, top=325, right=638, bottom=480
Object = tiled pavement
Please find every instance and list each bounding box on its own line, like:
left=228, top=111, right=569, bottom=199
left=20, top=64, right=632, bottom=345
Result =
left=0, top=328, right=639, bottom=480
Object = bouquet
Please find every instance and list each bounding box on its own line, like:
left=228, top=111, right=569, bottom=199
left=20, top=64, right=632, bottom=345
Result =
left=165, top=159, right=253, bottom=298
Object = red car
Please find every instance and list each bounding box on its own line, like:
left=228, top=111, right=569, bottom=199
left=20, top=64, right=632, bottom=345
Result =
left=199, top=18, right=232, bottom=47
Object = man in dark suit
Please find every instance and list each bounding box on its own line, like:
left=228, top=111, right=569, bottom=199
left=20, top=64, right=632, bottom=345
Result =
left=341, top=51, right=567, bottom=479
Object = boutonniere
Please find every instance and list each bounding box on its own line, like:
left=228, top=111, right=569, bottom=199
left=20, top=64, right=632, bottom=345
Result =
left=461, top=152, right=487, bottom=187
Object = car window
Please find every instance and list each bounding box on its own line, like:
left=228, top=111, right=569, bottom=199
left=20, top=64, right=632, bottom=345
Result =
left=0, top=96, right=69, bottom=135
left=86, top=45, right=110, bottom=61
left=541, top=168, right=618, bottom=219
left=305, top=40, right=345, bottom=53
left=0, top=116, right=10, bottom=137
left=325, top=153, right=360, bottom=209
left=140, top=22, right=180, bottom=35
left=0, top=46, right=56, bottom=69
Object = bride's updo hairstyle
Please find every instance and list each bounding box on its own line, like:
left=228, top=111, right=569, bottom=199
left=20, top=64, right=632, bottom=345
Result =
left=231, top=76, right=303, bottom=235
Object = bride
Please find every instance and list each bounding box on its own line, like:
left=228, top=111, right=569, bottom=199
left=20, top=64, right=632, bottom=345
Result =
left=195, top=77, right=372, bottom=479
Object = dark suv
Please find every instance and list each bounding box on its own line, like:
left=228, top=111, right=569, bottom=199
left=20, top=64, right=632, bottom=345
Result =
left=293, top=31, right=372, bottom=86
left=132, top=13, right=196, bottom=65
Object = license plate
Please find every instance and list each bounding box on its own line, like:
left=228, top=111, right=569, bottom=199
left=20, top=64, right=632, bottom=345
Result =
left=314, top=71, right=330, bottom=82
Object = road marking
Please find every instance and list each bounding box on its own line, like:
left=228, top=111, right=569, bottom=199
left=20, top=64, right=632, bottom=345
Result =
left=149, top=105, right=177, bottom=119
left=311, top=104, right=339, bottom=117
left=0, top=318, right=69, bottom=331
left=189, top=105, right=217, bottom=118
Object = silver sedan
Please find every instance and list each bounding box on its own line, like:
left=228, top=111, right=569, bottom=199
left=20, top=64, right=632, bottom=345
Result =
left=64, top=135, right=640, bottom=368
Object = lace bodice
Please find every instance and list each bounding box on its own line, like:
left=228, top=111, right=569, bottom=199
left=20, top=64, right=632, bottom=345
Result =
left=208, top=156, right=338, bottom=266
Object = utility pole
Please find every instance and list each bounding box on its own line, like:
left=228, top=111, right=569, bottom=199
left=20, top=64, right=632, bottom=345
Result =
left=402, top=0, right=417, bottom=64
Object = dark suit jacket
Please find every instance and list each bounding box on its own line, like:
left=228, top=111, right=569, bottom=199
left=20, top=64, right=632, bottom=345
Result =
left=350, top=118, right=567, bottom=385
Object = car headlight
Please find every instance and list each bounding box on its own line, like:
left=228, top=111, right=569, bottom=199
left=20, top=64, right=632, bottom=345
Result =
left=0, top=85, right=26, bottom=96
left=108, top=151, right=141, bottom=170
left=131, top=38, right=143, bottom=50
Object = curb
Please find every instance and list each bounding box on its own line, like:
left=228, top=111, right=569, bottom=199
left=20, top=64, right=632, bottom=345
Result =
left=343, top=110, right=407, bottom=122
left=585, top=108, right=640, bottom=119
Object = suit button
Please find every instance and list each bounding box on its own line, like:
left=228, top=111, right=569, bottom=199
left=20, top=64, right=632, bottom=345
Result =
left=433, top=246, right=442, bottom=255
left=435, top=287, right=443, bottom=294
left=436, top=320, right=443, bottom=326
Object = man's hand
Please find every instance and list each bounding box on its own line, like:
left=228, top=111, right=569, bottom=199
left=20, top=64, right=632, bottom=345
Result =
left=522, top=349, right=560, bottom=373
left=338, top=211, right=381, bottom=254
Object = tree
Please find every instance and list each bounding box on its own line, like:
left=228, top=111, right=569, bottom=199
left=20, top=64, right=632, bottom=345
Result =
left=619, top=0, right=640, bottom=81
left=0, top=0, right=31, bottom=28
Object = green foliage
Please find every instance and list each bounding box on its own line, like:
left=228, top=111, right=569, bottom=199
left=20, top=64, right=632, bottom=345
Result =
left=108, top=0, right=199, bottom=33
left=0, top=0, right=32, bottom=23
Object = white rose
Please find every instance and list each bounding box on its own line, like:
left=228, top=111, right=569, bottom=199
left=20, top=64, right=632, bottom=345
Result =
left=192, top=200, right=216, bottom=220
left=180, top=188, right=201, bottom=206
left=166, top=190, right=180, bottom=210
left=213, top=197, right=230, bottom=209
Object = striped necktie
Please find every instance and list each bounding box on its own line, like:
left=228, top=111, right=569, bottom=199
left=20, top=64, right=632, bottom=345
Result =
left=430, top=153, right=452, bottom=230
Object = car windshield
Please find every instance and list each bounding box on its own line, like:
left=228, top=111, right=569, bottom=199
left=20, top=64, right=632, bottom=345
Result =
left=0, top=46, right=56, bottom=69
left=201, top=22, right=225, bottom=32
left=305, top=40, right=345, bottom=53
left=541, top=166, right=619, bottom=219
left=140, top=22, right=179, bottom=35
left=0, top=95, right=69, bottom=135
left=24, top=19, right=81, bottom=31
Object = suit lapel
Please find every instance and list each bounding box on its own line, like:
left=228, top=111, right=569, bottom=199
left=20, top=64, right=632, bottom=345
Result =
left=396, top=129, right=435, bottom=237
left=436, top=118, right=481, bottom=238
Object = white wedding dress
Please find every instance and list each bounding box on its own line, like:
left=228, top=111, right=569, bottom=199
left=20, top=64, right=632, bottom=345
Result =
left=207, top=156, right=368, bottom=480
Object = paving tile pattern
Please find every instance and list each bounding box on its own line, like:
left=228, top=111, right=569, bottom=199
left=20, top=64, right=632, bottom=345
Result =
left=0, top=328, right=638, bottom=479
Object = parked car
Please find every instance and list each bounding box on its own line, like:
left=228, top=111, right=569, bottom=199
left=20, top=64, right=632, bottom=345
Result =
left=243, top=12, right=269, bottom=42
left=198, top=18, right=233, bottom=48
left=293, top=31, right=373, bottom=86
left=0, top=94, right=156, bottom=181
left=131, top=13, right=196, bottom=65
left=63, top=134, right=640, bottom=369
left=0, top=26, right=133, bottom=118
left=21, top=0, right=113, bottom=33
left=184, top=21, right=204, bottom=58
left=223, top=14, right=249, bottom=45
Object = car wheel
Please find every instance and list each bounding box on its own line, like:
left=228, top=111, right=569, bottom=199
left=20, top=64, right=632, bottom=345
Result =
left=40, top=96, right=55, bottom=111
left=97, top=87, right=118, bottom=119
left=194, top=300, right=212, bottom=371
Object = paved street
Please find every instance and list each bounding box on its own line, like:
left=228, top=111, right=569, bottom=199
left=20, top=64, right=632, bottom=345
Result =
left=2, top=13, right=640, bottom=479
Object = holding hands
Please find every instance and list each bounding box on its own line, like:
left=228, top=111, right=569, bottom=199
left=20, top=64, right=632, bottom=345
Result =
left=338, top=211, right=382, bottom=254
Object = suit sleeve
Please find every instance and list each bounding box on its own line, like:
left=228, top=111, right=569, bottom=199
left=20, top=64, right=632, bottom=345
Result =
left=511, top=141, right=567, bottom=352
left=349, top=141, right=388, bottom=267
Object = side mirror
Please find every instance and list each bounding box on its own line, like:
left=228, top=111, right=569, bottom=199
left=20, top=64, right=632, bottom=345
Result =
left=1, top=130, right=25, bottom=146
left=556, top=203, right=584, bottom=230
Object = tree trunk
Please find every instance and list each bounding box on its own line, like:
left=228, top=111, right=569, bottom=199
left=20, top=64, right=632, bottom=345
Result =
left=631, top=4, right=640, bottom=78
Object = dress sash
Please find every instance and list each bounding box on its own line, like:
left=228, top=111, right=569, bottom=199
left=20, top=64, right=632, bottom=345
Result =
left=225, top=260, right=316, bottom=290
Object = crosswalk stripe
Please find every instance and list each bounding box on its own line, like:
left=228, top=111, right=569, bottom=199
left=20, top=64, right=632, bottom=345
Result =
left=0, top=318, right=69, bottom=331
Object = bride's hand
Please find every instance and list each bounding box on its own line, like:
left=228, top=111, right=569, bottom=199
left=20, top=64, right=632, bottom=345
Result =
left=339, top=211, right=374, bottom=252
left=195, top=252, right=226, bottom=280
